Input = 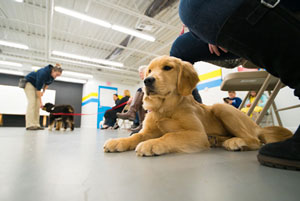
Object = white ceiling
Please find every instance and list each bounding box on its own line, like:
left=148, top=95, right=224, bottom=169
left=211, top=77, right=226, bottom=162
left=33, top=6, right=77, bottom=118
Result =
left=0, top=0, right=182, bottom=85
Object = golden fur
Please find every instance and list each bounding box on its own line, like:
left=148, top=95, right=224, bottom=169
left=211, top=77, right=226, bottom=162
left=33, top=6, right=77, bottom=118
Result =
left=103, top=56, right=292, bottom=156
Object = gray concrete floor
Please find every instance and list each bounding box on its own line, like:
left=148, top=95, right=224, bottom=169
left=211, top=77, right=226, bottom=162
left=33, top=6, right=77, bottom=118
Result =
left=0, top=127, right=299, bottom=201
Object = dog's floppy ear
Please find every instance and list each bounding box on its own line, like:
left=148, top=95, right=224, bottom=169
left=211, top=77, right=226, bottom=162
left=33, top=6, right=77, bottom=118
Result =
left=177, top=60, right=199, bottom=96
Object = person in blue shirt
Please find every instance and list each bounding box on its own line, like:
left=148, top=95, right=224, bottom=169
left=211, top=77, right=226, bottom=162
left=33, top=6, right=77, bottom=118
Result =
left=24, top=64, right=62, bottom=130
left=223, top=91, right=242, bottom=109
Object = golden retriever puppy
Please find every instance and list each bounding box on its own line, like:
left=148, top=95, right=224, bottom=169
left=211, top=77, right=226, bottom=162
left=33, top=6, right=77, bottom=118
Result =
left=103, top=56, right=292, bottom=156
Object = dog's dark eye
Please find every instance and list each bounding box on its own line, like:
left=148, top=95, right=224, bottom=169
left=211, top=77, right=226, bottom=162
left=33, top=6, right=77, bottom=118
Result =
left=163, top=66, right=173, bottom=71
left=148, top=69, right=151, bottom=73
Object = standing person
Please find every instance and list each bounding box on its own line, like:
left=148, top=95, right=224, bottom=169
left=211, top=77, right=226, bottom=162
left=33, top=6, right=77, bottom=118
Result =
left=24, top=64, right=62, bottom=130
left=223, top=91, right=242, bottom=109
left=172, top=0, right=300, bottom=170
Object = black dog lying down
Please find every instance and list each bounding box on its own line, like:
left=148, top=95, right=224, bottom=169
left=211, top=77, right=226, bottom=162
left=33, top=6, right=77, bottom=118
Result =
left=42, top=103, right=75, bottom=131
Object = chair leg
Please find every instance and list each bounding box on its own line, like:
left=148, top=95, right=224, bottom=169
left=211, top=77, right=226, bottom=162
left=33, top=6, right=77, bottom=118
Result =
left=269, top=91, right=283, bottom=127
left=255, top=80, right=284, bottom=125
left=239, top=91, right=250, bottom=110
left=247, top=74, right=272, bottom=116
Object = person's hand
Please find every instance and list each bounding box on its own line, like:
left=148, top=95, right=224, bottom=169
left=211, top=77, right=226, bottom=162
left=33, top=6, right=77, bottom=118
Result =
left=228, top=100, right=233, bottom=105
left=40, top=101, right=43, bottom=109
left=246, top=103, right=251, bottom=107
left=208, top=44, right=228, bottom=56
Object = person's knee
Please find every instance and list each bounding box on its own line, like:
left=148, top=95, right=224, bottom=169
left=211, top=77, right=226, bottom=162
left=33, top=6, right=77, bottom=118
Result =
left=170, top=36, right=182, bottom=58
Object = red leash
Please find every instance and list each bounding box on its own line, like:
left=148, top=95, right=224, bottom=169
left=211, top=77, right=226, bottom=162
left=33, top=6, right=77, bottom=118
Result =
left=51, top=101, right=128, bottom=116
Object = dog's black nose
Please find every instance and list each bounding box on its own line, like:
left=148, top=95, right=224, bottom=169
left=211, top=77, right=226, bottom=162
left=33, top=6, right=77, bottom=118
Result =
left=144, top=77, right=155, bottom=87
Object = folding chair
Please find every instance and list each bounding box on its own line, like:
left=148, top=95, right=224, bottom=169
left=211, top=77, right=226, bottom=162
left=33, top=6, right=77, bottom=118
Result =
left=221, top=70, right=284, bottom=125
left=117, top=104, right=132, bottom=129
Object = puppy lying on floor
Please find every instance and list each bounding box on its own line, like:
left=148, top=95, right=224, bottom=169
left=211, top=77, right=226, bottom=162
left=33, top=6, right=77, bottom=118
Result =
left=42, top=103, right=75, bottom=131
left=103, top=56, right=292, bottom=156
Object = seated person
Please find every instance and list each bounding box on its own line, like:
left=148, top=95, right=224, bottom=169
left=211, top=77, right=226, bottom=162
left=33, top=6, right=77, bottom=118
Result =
left=223, top=91, right=242, bottom=109
left=241, top=91, right=267, bottom=116
left=117, top=66, right=147, bottom=134
left=102, top=90, right=130, bottom=129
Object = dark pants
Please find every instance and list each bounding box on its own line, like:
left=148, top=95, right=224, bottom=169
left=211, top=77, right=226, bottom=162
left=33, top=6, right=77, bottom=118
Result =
left=174, top=0, right=300, bottom=98
left=172, top=0, right=300, bottom=65
left=170, top=32, right=239, bottom=65
left=179, top=0, right=299, bottom=44
left=176, top=0, right=300, bottom=136
left=104, top=110, right=117, bottom=127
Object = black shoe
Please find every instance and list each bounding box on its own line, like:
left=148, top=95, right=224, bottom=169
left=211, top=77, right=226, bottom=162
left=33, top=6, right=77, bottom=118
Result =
left=131, top=123, right=139, bottom=129
left=26, top=126, right=39, bottom=130
left=113, top=124, right=120, bottom=130
left=257, top=126, right=300, bottom=171
left=37, top=127, right=44, bottom=130
left=101, top=125, right=109, bottom=130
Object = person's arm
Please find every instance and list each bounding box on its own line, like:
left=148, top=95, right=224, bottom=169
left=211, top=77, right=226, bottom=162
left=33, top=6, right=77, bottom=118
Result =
left=42, top=85, right=48, bottom=95
left=245, top=98, right=251, bottom=107
left=35, top=68, right=48, bottom=92
left=258, top=94, right=268, bottom=107
left=234, top=98, right=242, bottom=108
left=35, top=68, right=49, bottom=108
left=36, top=91, right=43, bottom=108
left=232, top=98, right=242, bottom=108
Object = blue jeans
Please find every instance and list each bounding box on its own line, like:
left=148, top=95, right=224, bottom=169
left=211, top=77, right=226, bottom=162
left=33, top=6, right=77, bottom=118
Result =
left=179, top=0, right=245, bottom=44
left=171, top=0, right=244, bottom=63
left=179, top=0, right=299, bottom=44
left=170, top=32, right=239, bottom=64
left=173, top=0, right=299, bottom=64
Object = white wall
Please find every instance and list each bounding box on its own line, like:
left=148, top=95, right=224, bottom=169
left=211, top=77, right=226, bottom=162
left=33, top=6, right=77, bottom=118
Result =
left=81, top=78, right=137, bottom=128
left=80, top=62, right=300, bottom=131
left=272, top=87, right=300, bottom=132
left=194, top=61, right=248, bottom=105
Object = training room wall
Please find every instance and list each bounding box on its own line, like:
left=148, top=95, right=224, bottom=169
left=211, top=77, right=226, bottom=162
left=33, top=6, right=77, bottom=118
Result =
left=81, top=78, right=137, bottom=128
left=194, top=62, right=300, bottom=132
left=194, top=61, right=248, bottom=105
left=0, top=73, right=83, bottom=127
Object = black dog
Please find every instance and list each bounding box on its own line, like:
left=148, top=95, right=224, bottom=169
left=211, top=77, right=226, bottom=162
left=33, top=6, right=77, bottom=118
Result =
left=42, top=103, right=75, bottom=131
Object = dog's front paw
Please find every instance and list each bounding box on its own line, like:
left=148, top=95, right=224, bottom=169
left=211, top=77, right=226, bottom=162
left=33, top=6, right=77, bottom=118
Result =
left=135, top=140, right=168, bottom=157
left=222, top=138, right=247, bottom=151
left=103, top=138, right=135, bottom=153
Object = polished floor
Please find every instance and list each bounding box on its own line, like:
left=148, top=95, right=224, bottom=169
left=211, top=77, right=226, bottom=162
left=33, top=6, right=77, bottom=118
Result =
left=0, top=127, right=299, bottom=201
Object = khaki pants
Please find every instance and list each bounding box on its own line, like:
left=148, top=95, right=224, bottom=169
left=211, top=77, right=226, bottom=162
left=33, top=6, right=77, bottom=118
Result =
left=24, top=82, right=40, bottom=128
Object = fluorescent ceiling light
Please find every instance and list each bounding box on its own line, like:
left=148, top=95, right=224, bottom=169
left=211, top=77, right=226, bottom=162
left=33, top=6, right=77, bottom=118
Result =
left=112, top=25, right=155, bottom=42
left=63, top=71, right=93, bottom=79
left=15, top=0, right=24, bottom=2
left=0, top=40, right=29, bottom=50
left=0, top=69, right=24, bottom=76
left=54, top=7, right=155, bottom=42
left=0, top=60, right=23, bottom=67
left=54, top=7, right=111, bottom=28
left=56, top=76, right=87, bottom=84
left=52, top=51, right=123, bottom=67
